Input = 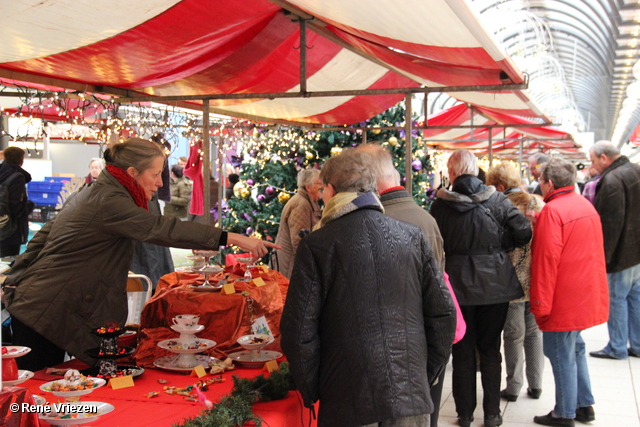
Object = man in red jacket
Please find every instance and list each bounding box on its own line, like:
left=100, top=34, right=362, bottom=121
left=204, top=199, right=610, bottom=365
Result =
left=530, top=158, right=609, bottom=427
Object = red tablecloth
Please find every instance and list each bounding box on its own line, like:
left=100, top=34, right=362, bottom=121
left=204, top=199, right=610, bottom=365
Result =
left=19, top=359, right=316, bottom=427
left=0, top=386, right=40, bottom=427
left=133, top=266, right=289, bottom=367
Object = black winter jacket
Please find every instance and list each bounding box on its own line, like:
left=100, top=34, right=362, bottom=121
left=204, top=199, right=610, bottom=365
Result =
left=594, top=156, right=640, bottom=273
left=0, top=162, right=34, bottom=247
left=430, top=175, right=531, bottom=305
left=281, top=204, right=456, bottom=427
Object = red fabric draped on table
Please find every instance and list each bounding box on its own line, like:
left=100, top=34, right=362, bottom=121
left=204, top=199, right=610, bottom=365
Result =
left=20, top=359, right=315, bottom=427
left=133, top=264, right=290, bottom=367
left=0, top=386, right=40, bottom=427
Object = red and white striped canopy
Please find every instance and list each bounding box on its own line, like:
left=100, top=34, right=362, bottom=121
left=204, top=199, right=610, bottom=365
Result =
left=421, top=103, right=582, bottom=158
left=0, top=0, right=547, bottom=126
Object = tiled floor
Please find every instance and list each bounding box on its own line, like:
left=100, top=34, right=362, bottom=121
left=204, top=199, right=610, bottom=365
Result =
left=438, top=323, right=640, bottom=426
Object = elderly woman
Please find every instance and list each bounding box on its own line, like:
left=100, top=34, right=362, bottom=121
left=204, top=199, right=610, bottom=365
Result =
left=3, top=138, right=278, bottom=371
left=85, top=158, right=104, bottom=184
left=274, top=168, right=322, bottom=279
left=430, top=150, right=532, bottom=427
left=486, top=162, right=545, bottom=403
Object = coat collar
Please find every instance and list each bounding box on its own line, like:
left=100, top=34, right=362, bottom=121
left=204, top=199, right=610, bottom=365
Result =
left=314, top=191, right=383, bottom=230
left=543, top=186, right=574, bottom=203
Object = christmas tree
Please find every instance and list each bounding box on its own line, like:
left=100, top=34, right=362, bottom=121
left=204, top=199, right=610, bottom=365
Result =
left=221, top=102, right=435, bottom=243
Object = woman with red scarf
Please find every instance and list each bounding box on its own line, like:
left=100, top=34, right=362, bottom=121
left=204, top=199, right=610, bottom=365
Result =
left=2, top=138, right=278, bottom=371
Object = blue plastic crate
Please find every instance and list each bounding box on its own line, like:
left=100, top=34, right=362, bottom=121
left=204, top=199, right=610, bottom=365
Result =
left=28, top=181, right=65, bottom=192
left=44, top=176, right=71, bottom=183
left=28, top=191, right=60, bottom=207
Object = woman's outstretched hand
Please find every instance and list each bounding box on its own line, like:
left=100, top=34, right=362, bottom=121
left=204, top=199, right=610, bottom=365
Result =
left=227, top=233, right=281, bottom=262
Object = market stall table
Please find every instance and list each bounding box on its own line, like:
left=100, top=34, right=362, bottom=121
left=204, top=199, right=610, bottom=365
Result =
left=19, top=358, right=315, bottom=427
left=133, top=265, right=289, bottom=368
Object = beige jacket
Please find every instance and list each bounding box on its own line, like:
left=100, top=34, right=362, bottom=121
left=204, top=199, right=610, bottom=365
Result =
left=274, top=189, right=321, bottom=279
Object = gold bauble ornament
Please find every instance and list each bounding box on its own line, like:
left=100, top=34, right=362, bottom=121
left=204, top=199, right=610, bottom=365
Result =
left=305, top=151, right=314, bottom=160
left=278, top=192, right=291, bottom=204
left=388, top=136, right=398, bottom=146
left=330, top=147, right=343, bottom=157
left=371, top=125, right=382, bottom=135
left=240, top=187, right=251, bottom=198
left=233, top=181, right=246, bottom=198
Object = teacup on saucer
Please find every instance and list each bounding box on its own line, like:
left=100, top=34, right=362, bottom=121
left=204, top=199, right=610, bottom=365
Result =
left=172, top=314, right=200, bottom=330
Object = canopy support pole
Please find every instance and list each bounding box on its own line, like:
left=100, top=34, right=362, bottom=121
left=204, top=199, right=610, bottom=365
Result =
left=488, top=130, right=493, bottom=167
left=405, top=93, right=413, bottom=195
left=203, top=100, right=210, bottom=226
left=299, top=19, right=308, bottom=94
left=518, top=137, right=523, bottom=178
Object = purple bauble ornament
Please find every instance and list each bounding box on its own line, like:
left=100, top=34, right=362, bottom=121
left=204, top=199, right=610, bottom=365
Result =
left=246, top=179, right=255, bottom=186
left=257, top=194, right=266, bottom=203
left=412, top=159, right=422, bottom=171
left=265, top=186, right=275, bottom=195
left=246, top=227, right=254, bottom=236
left=402, top=176, right=407, bottom=184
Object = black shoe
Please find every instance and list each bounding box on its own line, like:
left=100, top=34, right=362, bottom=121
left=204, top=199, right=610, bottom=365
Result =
left=589, top=349, right=621, bottom=359
left=527, top=387, right=542, bottom=399
left=575, top=406, right=595, bottom=423
left=485, top=414, right=503, bottom=427
left=458, top=415, right=473, bottom=427
left=629, top=348, right=640, bottom=358
left=534, top=412, right=575, bottom=426
left=500, top=389, right=518, bottom=402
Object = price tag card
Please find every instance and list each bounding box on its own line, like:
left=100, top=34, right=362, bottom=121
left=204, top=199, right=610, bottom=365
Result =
left=190, top=365, right=207, bottom=378
left=252, top=277, right=266, bottom=287
left=263, top=360, right=279, bottom=373
left=221, top=283, right=236, bottom=294
left=251, top=315, right=274, bottom=343
left=109, top=375, right=135, bottom=390
left=260, top=265, right=269, bottom=273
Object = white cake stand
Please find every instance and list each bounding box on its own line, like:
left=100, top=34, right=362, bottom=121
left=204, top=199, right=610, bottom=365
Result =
left=154, top=324, right=216, bottom=369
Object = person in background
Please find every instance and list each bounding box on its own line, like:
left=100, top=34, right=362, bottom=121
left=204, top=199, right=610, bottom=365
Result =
left=226, top=173, right=239, bottom=199
left=430, top=150, right=532, bottom=427
left=581, top=165, right=600, bottom=205
left=486, top=162, right=545, bottom=403
left=0, top=147, right=34, bottom=258
left=177, top=156, right=188, bottom=168
left=85, top=158, right=104, bottom=184
left=281, top=149, right=455, bottom=427
left=356, top=143, right=464, bottom=427
left=2, top=138, right=279, bottom=371
left=530, top=158, right=608, bottom=426
left=528, top=153, right=550, bottom=196
left=164, top=164, right=192, bottom=220
left=587, top=140, right=640, bottom=360
left=274, top=168, right=322, bottom=279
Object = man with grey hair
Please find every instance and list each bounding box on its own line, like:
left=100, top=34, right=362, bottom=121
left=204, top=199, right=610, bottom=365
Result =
left=530, top=158, right=608, bottom=426
left=281, top=149, right=456, bottom=427
left=431, top=150, right=532, bottom=427
left=528, top=152, right=550, bottom=195
left=274, top=168, right=322, bottom=279
left=588, top=140, right=640, bottom=360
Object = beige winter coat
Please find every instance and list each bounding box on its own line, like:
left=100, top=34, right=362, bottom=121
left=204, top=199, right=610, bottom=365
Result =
left=274, top=189, right=321, bottom=279
left=4, top=170, right=223, bottom=365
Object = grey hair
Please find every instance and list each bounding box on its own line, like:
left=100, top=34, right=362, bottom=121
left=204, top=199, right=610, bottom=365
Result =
left=296, top=168, right=320, bottom=189
left=88, top=158, right=105, bottom=169
left=590, top=140, right=620, bottom=158
left=354, top=143, right=400, bottom=186
left=528, top=152, right=550, bottom=166
left=447, top=150, right=478, bottom=177
left=105, top=137, right=166, bottom=172
left=540, top=158, right=575, bottom=189
left=320, top=148, right=377, bottom=194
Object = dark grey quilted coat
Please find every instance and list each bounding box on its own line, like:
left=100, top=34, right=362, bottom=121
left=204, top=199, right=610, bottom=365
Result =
left=281, top=203, right=456, bottom=427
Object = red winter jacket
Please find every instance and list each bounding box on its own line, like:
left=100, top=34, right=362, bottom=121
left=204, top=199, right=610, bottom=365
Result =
left=530, top=187, right=609, bottom=332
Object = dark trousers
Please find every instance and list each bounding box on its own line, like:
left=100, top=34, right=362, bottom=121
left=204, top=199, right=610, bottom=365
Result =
left=430, top=368, right=446, bottom=427
left=0, top=242, right=20, bottom=257
left=452, top=303, right=509, bottom=418
left=11, top=316, right=66, bottom=371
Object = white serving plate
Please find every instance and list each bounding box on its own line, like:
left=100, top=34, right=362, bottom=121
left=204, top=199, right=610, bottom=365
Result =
left=39, top=377, right=106, bottom=398
left=228, top=350, right=283, bottom=368
left=157, top=338, right=216, bottom=353
left=237, top=334, right=271, bottom=351
left=2, top=346, right=31, bottom=359
left=153, top=355, right=218, bottom=371
left=38, top=401, right=114, bottom=425
left=3, top=369, right=34, bottom=386
left=170, top=324, right=205, bottom=334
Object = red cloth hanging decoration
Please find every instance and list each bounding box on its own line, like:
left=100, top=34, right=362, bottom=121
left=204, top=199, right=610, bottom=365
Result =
left=184, top=140, right=204, bottom=215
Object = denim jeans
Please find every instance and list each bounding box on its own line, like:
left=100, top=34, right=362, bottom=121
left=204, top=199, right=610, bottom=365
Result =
left=543, top=331, right=595, bottom=418
left=603, top=263, right=640, bottom=358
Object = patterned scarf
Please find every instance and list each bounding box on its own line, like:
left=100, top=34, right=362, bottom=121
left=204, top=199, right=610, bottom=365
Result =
left=313, top=191, right=384, bottom=230
left=106, top=164, right=149, bottom=211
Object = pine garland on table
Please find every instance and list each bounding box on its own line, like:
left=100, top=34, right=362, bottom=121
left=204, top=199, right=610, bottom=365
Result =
left=173, top=362, right=296, bottom=427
